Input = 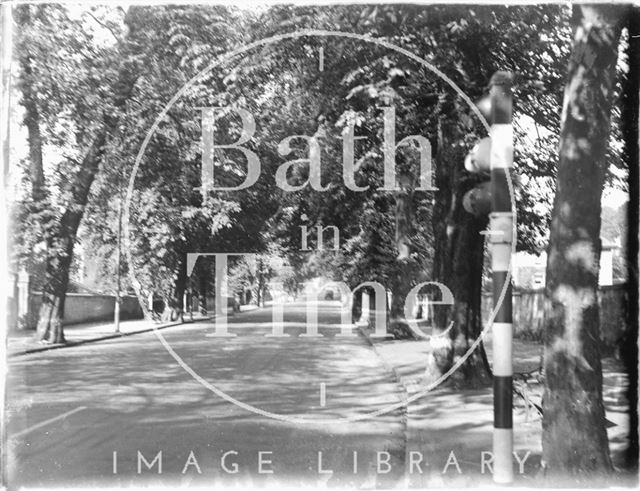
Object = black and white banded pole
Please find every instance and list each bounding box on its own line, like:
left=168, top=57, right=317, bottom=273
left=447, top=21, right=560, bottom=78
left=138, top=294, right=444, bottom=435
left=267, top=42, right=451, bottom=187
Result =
left=488, top=71, right=514, bottom=484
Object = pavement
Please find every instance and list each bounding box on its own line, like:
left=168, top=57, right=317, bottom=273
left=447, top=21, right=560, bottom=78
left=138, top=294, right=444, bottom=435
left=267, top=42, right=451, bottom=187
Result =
left=359, top=326, right=633, bottom=487
left=7, top=314, right=210, bottom=357
left=4, top=303, right=635, bottom=488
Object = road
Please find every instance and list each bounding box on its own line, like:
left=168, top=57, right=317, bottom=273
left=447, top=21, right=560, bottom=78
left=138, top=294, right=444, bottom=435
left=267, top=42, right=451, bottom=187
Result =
left=6, top=302, right=408, bottom=488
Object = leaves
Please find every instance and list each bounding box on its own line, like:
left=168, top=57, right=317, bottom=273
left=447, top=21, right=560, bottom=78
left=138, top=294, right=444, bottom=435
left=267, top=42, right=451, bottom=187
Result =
left=12, top=3, right=626, bottom=309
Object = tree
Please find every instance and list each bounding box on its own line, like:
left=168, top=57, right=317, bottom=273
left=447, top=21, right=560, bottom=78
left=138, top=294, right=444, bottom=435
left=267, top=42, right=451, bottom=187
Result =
left=541, top=4, right=626, bottom=478
left=424, top=118, right=491, bottom=385
left=337, top=4, right=573, bottom=384
left=619, top=6, right=639, bottom=470
left=13, top=5, right=143, bottom=342
left=242, top=6, right=576, bottom=385
left=92, top=6, right=286, bottom=320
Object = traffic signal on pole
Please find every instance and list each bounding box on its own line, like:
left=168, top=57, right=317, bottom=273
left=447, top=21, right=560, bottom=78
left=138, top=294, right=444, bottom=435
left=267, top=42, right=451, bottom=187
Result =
left=462, top=179, right=492, bottom=216
left=464, top=136, right=492, bottom=173
left=462, top=92, right=494, bottom=217
left=475, top=93, right=492, bottom=121
left=463, top=137, right=492, bottom=217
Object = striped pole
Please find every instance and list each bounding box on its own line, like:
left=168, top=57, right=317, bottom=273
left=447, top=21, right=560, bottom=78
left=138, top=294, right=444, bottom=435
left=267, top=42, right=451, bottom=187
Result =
left=489, top=71, right=514, bottom=484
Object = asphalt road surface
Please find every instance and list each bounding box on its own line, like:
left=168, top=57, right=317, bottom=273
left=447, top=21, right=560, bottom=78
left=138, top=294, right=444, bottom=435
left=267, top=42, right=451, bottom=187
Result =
left=6, top=302, right=408, bottom=488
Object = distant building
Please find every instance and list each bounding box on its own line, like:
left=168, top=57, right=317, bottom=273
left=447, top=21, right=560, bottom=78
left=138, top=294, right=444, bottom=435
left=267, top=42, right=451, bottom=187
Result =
left=599, top=239, right=618, bottom=286
left=512, top=238, right=621, bottom=290
left=513, top=251, right=547, bottom=290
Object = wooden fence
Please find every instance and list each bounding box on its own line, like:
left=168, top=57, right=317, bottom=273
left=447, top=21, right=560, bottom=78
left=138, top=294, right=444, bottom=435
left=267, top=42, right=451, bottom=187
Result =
left=482, top=283, right=631, bottom=350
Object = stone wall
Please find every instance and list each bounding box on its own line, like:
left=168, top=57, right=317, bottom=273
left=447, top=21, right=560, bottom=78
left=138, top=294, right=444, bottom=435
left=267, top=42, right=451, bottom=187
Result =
left=24, top=293, right=143, bottom=329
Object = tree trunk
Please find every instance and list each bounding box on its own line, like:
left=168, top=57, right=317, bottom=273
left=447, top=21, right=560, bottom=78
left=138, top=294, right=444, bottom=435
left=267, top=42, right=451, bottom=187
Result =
left=160, top=296, right=173, bottom=322
left=18, top=7, right=143, bottom=341
left=425, top=118, right=491, bottom=387
left=15, top=8, right=46, bottom=204
left=427, top=120, right=456, bottom=373
left=163, top=256, right=187, bottom=322
left=36, top=133, right=106, bottom=342
left=447, top=188, right=491, bottom=385
left=620, top=6, right=639, bottom=470
left=541, top=4, right=624, bottom=478
left=15, top=6, right=51, bottom=297
left=198, top=268, right=208, bottom=315
left=388, top=173, right=417, bottom=338
left=35, top=237, right=72, bottom=344
left=174, top=260, right=187, bottom=322
left=256, top=259, right=265, bottom=307
left=249, top=279, right=258, bottom=306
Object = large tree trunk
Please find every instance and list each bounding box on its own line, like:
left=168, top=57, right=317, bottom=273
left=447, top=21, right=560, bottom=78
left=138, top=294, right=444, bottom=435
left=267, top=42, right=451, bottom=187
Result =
left=17, top=6, right=57, bottom=341
left=425, top=119, right=491, bottom=387
left=620, top=6, right=639, bottom=471
left=447, top=190, right=491, bottom=385
left=541, top=4, right=624, bottom=478
left=427, top=120, right=456, bottom=371
left=36, top=134, right=106, bottom=343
